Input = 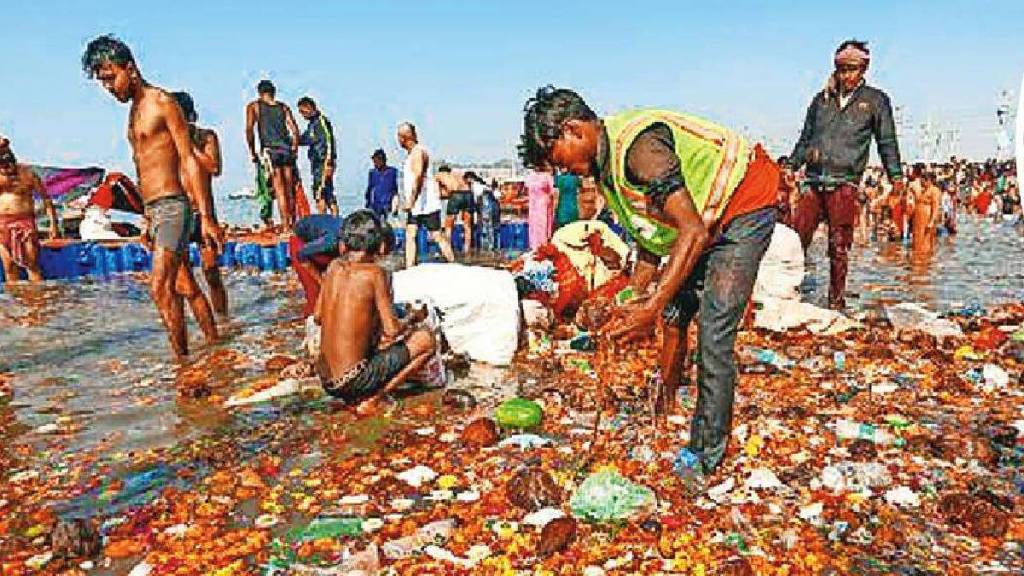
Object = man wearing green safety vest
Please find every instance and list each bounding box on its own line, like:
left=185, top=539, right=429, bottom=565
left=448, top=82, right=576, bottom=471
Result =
left=520, top=87, right=781, bottom=476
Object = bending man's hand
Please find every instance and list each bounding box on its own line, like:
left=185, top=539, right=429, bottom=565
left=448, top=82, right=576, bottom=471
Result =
left=602, top=301, right=660, bottom=342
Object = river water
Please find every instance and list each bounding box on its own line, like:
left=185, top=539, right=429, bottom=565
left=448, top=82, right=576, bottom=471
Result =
left=0, top=215, right=1021, bottom=520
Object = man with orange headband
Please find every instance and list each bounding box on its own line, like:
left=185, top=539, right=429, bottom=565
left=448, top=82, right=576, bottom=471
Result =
left=788, top=39, right=903, bottom=310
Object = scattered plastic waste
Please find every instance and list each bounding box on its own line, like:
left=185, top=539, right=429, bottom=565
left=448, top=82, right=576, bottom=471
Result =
left=396, top=465, right=438, bottom=487
left=3, top=266, right=1024, bottom=574
left=498, top=433, right=551, bottom=449
left=884, top=486, right=921, bottom=507
left=381, top=519, right=456, bottom=559
left=885, top=302, right=964, bottom=337
left=834, top=419, right=900, bottom=445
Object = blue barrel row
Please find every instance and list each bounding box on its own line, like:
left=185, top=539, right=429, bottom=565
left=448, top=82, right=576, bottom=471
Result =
left=1, top=221, right=531, bottom=283
left=392, top=221, right=529, bottom=256
left=14, top=240, right=292, bottom=282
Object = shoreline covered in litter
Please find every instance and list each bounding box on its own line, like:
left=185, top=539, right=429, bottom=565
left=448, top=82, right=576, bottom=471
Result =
left=3, top=281, right=1024, bottom=574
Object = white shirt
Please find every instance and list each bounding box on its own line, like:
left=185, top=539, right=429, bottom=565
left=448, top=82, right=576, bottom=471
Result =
left=402, top=144, right=441, bottom=216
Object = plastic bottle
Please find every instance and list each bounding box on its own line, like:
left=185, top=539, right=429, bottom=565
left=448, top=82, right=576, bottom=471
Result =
left=672, top=448, right=706, bottom=493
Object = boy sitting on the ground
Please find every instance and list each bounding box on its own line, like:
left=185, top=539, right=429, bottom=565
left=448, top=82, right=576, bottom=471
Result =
left=314, top=210, right=435, bottom=415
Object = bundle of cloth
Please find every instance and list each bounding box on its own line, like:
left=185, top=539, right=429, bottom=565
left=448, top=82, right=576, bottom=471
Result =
left=78, top=173, right=144, bottom=240
left=512, top=220, right=630, bottom=320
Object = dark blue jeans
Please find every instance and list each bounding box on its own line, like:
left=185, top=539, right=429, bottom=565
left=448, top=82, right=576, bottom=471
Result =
left=662, top=207, right=776, bottom=472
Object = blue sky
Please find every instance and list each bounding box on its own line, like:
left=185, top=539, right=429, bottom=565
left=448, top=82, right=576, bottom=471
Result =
left=1, top=0, right=1022, bottom=207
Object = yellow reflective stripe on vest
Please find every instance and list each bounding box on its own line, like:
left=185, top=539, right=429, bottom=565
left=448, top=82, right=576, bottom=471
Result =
left=702, top=132, right=742, bottom=224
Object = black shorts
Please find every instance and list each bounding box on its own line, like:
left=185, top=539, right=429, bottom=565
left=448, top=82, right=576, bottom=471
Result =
left=321, top=341, right=411, bottom=402
left=265, top=147, right=296, bottom=168
left=446, top=191, right=474, bottom=216
left=410, top=211, right=442, bottom=232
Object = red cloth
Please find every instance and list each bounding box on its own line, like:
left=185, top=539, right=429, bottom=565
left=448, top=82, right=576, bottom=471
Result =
left=289, top=235, right=334, bottom=317
left=89, top=173, right=143, bottom=213
left=295, top=180, right=312, bottom=219
left=534, top=244, right=587, bottom=319
left=975, top=190, right=992, bottom=215
left=587, top=273, right=630, bottom=302
left=719, top=144, right=781, bottom=229
left=0, top=214, right=39, bottom=267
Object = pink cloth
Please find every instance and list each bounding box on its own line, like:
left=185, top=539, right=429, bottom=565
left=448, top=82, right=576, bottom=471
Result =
left=525, top=170, right=555, bottom=249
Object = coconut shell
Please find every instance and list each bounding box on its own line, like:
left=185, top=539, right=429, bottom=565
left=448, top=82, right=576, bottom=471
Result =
left=462, top=418, right=499, bottom=447
left=536, top=517, right=576, bottom=557
left=506, top=468, right=563, bottom=511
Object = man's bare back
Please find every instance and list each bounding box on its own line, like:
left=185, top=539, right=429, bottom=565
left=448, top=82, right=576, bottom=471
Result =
left=316, top=259, right=397, bottom=378
left=434, top=170, right=465, bottom=198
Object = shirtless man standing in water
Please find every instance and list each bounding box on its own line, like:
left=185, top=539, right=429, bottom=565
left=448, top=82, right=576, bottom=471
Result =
left=83, top=35, right=221, bottom=359
left=910, top=172, right=942, bottom=253
left=0, top=140, right=60, bottom=282
left=434, top=165, right=474, bottom=254
left=172, top=91, right=228, bottom=316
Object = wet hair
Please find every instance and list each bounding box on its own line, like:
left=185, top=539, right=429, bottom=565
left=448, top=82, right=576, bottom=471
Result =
left=340, top=209, right=384, bottom=253
left=371, top=148, right=387, bottom=162
left=835, top=39, right=870, bottom=56
left=297, top=96, right=316, bottom=109
left=437, top=164, right=452, bottom=173
left=519, top=85, right=597, bottom=169
left=171, top=91, right=197, bottom=123
left=82, top=35, right=135, bottom=78
left=257, top=80, right=276, bottom=96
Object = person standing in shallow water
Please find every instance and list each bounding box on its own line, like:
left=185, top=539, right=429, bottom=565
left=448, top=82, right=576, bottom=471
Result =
left=82, top=35, right=220, bottom=360
left=0, top=141, right=60, bottom=282
left=171, top=91, right=228, bottom=317
left=296, top=96, right=339, bottom=217
left=397, top=122, right=454, bottom=268
left=787, top=39, right=904, bottom=310
left=245, top=80, right=301, bottom=229
left=520, top=86, right=780, bottom=477
left=365, top=148, right=399, bottom=220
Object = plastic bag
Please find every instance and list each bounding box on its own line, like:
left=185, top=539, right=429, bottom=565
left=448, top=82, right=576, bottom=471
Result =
left=569, top=470, right=655, bottom=522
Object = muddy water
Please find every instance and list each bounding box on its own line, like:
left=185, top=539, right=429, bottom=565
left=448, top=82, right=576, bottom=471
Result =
left=1, top=217, right=1021, bottom=520
left=802, top=216, right=1024, bottom=312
